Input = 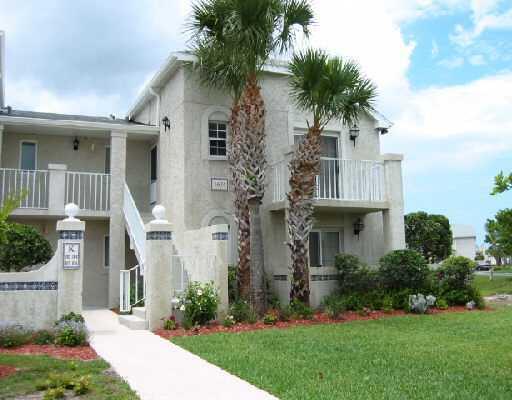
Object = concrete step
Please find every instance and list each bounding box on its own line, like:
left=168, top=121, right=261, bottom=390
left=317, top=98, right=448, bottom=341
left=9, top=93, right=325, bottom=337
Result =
left=132, top=307, right=146, bottom=320
left=119, top=314, right=148, bottom=330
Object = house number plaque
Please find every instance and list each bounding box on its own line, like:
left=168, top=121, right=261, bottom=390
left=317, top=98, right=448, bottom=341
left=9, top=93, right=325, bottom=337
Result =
left=211, top=177, right=229, bottom=192
left=63, top=242, right=81, bottom=270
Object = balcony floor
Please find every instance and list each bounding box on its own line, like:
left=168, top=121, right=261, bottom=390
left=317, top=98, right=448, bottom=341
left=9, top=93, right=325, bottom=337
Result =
left=267, top=199, right=390, bottom=213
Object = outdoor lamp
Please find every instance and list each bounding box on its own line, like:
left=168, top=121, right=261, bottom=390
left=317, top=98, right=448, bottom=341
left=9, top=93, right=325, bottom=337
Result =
left=349, top=124, right=360, bottom=147
left=162, top=116, right=171, bottom=131
left=73, top=137, right=80, bottom=151
left=353, top=218, right=365, bottom=237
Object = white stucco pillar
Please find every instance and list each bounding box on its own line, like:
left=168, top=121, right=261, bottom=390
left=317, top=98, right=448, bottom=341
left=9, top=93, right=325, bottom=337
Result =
left=145, top=205, right=173, bottom=330
left=0, top=124, right=4, bottom=166
left=382, top=153, right=406, bottom=252
left=56, top=204, right=85, bottom=318
left=108, top=130, right=127, bottom=308
left=48, top=164, right=67, bottom=214
left=210, top=224, right=229, bottom=316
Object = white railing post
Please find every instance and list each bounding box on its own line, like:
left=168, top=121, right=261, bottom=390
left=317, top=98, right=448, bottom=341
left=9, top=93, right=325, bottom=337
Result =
left=48, top=164, right=67, bottom=214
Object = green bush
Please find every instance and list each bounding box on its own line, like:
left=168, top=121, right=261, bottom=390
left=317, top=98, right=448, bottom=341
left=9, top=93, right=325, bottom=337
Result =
left=179, top=281, right=219, bottom=326
left=379, top=250, right=430, bottom=292
left=0, top=323, right=32, bottom=348
left=322, top=295, right=346, bottom=319
left=382, top=295, right=393, bottom=313
left=437, top=257, right=482, bottom=306
left=290, top=300, right=314, bottom=320
left=335, top=253, right=379, bottom=294
left=229, top=299, right=252, bottom=323
left=56, top=312, right=84, bottom=324
left=33, top=330, right=55, bottom=345
left=0, top=223, right=53, bottom=272
left=436, top=298, right=449, bottom=310
left=222, top=315, right=236, bottom=328
left=162, top=316, right=177, bottom=330
left=54, top=321, right=87, bottom=347
left=228, top=265, right=237, bottom=303
left=390, top=289, right=414, bottom=310
left=263, top=310, right=279, bottom=325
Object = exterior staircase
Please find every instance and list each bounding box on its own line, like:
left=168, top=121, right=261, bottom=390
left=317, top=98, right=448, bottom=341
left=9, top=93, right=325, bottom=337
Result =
left=119, top=307, right=148, bottom=330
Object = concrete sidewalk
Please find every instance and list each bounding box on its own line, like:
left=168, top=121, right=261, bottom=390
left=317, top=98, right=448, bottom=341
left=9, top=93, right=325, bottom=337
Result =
left=83, top=309, right=277, bottom=400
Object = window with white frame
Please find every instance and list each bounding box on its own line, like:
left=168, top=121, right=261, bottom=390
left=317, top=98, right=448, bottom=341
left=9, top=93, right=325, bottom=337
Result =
left=208, top=121, right=227, bottom=157
left=20, top=141, right=37, bottom=170
left=309, top=230, right=343, bottom=267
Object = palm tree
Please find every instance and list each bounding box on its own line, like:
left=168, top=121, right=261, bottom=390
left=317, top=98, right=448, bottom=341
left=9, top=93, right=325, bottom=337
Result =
left=287, top=49, right=377, bottom=304
left=189, top=0, right=314, bottom=313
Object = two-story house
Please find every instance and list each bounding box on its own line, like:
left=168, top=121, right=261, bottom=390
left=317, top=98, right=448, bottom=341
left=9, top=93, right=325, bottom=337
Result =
left=0, top=39, right=405, bottom=309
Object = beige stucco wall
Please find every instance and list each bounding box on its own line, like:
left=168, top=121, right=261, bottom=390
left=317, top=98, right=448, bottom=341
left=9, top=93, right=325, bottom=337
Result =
left=453, top=237, right=476, bottom=260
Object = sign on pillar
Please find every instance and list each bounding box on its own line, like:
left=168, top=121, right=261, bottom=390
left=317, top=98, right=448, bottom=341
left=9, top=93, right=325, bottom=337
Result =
left=56, top=203, right=85, bottom=318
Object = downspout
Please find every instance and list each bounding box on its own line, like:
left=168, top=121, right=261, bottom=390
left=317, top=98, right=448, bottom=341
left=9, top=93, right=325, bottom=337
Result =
left=149, top=87, right=160, bottom=127
left=0, top=31, right=5, bottom=109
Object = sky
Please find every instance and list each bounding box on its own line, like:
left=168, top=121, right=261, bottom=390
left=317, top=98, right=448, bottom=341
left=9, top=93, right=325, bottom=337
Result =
left=0, top=0, right=511, bottom=244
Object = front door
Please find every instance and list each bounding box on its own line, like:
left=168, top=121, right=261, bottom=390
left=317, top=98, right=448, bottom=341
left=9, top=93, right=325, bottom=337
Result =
left=150, top=145, right=157, bottom=205
left=318, top=136, right=339, bottom=199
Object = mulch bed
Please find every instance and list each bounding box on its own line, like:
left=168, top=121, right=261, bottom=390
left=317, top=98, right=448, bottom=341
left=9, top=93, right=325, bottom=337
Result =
left=0, top=345, right=97, bottom=361
left=0, top=364, right=17, bottom=379
left=156, top=306, right=473, bottom=339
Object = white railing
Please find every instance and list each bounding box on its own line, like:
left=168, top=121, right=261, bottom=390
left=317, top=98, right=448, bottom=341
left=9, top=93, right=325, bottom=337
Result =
left=123, top=183, right=145, bottom=267
left=170, top=254, right=217, bottom=298
left=119, top=264, right=145, bottom=313
left=0, top=168, right=49, bottom=209
left=272, top=158, right=386, bottom=202
left=65, top=171, right=110, bottom=211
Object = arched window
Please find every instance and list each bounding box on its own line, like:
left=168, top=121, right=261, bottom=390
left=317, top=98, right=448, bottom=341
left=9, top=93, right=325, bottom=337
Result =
left=209, top=216, right=230, bottom=227
left=202, top=107, right=230, bottom=160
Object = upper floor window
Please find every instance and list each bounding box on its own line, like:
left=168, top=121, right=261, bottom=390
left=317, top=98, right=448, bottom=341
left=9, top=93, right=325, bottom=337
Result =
left=209, top=121, right=227, bottom=157
left=104, top=146, right=111, bottom=174
left=20, top=141, right=37, bottom=170
left=294, top=130, right=339, bottom=158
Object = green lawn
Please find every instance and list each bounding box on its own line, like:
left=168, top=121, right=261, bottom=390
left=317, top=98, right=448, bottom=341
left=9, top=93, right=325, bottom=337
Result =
left=474, top=275, right=512, bottom=296
left=0, top=354, right=138, bottom=399
left=174, top=308, right=512, bottom=400
left=493, top=265, right=512, bottom=273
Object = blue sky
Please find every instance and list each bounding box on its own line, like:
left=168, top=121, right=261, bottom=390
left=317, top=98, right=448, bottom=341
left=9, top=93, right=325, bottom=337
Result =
left=0, top=0, right=511, bottom=244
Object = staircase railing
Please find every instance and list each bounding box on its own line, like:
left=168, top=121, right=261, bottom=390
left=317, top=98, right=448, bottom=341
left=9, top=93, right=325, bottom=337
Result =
left=120, top=264, right=145, bottom=313
left=123, top=183, right=146, bottom=267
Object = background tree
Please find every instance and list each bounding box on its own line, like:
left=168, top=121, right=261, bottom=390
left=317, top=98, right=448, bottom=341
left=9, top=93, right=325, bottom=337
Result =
left=485, top=209, right=512, bottom=265
left=492, top=171, right=512, bottom=194
left=189, top=0, right=314, bottom=313
left=287, top=49, right=376, bottom=303
left=405, top=211, right=453, bottom=263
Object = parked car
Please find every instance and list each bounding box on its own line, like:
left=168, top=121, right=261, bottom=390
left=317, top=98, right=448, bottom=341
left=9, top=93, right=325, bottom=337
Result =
left=475, top=264, right=492, bottom=271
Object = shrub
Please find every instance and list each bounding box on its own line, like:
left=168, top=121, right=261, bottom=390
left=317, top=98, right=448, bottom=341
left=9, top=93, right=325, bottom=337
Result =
left=278, top=305, right=293, bottom=322
left=162, top=316, right=177, bottom=330
left=408, top=294, right=436, bottom=314
left=0, top=323, right=32, bottom=348
left=179, top=281, right=219, bottom=326
left=290, top=300, right=314, bottom=320
left=436, top=298, right=449, bottom=310
left=0, top=223, right=53, bottom=272
left=390, top=289, right=414, bottom=310
left=382, top=295, right=394, bottom=313
left=57, top=312, right=84, bottom=324
left=228, top=265, right=237, bottom=303
left=34, top=330, right=55, bottom=345
left=222, top=315, right=235, bottom=328
left=438, top=256, right=475, bottom=292
left=54, top=321, right=87, bottom=347
left=229, top=299, right=252, bottom=323
left=263, top=310, right=279, bottom=325
left=322, top=295, right=346, bottom=319
left=379, top=250, right=430, bottom=292
left=335, top=253, right=379, bottom=294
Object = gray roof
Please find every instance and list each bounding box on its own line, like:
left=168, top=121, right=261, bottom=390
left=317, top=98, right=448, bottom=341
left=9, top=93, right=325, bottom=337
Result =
left=0, top=108, right=151, bottom=126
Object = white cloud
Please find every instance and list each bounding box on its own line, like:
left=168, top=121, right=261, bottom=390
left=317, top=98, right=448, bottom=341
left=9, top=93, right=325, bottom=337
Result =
left=438, top=56, right=465, bottom=68
left=468, top=54, right=486, bottom=65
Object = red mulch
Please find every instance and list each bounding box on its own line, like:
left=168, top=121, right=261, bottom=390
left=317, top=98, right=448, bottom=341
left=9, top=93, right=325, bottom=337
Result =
left=156, top=306, right=479, bottom=339
left=0, top=364, right=17, bottom=379
left=0, top=345, right=97, bottom=361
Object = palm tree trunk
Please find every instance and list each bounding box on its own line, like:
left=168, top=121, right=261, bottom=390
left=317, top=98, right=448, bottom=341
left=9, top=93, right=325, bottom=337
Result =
left=287, top=124, right=322, bottom=305
left=248, top=198, right=266, bottom=314
left=239, top=74, right=267, bottom=313
left=228, top=103, right=251, bottom=300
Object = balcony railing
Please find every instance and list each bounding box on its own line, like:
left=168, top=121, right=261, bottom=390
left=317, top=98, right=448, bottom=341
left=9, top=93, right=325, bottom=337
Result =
left=0, top=168, right=49, bottom=209
left=65, top=171, right=111, bottom=212
left=272, top=158, right=386, bottom=203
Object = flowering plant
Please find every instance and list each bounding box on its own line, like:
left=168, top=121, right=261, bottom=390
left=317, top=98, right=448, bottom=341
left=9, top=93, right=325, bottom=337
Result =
left=178, top=281, right=219, bottom=326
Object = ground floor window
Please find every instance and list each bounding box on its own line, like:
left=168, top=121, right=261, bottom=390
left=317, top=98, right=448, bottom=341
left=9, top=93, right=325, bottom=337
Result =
left=104, top=235, right=110, bottom=268
left=309, top=230, right=343, bottom=267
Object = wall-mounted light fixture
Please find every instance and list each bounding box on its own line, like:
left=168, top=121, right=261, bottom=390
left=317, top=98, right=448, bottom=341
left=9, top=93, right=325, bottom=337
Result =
left=162, top=116, right=171, bottom=131
left=73, top=137, right=80, bottom=151
left=349, top=124, right=360, bottom=147
left=353, top=218, right=365, bottom=238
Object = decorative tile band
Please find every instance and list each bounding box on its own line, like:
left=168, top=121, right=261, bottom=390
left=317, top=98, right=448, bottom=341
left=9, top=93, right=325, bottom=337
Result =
left=273, top=275, right=288, bottom=281
left=59, top=231, right=84, bottom=240
left=311, top=274, right=339, bottom=282
left=146, top=231, right=173, bottom=240
left=0, top=281, right=58, bottom=291
left=212, top=232, right=229, bottom=241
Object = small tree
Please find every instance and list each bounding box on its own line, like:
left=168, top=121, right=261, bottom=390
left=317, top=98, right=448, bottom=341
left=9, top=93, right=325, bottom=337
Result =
left=485, top=209, right=512, bottom=265
left=492, top=171, right=512, bottom=194
left=405, top=211, right=452, bottom=263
